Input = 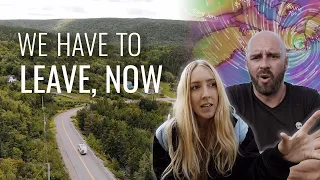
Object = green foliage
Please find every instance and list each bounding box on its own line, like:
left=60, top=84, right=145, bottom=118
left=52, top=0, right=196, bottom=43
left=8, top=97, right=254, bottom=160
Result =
left=108, top=159, right=126, bottom=179
left=162, top=71, right=175, bottom=83
left=0, top=19, right=193, bottom=46
left=139, top=98, right=158, bottom=111
left=77, top=98, right=171, bottom=179
left=0, top=88, right=70, bottom=179
left=0, top=23, right=183, bottom=179
left=0, top=158, right=24, bottom=180
left=77, top=108, right=88, bottom=131
left=133, top=152, right=155, bottom=180
left=87, top=133, right=103, bottom=154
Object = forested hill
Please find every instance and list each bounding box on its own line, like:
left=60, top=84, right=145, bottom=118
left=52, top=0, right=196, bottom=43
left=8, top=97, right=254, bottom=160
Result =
left=0, top=22, right=194, bottom=178
left=0, top=18, right=195, bottom=46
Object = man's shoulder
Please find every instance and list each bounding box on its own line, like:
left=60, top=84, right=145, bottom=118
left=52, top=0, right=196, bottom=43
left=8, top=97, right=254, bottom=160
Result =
left=226, top=83, right=251, bottom=95
left=287, top=82, right=319, bottom=96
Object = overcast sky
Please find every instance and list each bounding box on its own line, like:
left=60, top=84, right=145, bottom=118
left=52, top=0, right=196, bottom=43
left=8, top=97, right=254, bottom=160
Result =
left=0, top=0, right=188, bottom=20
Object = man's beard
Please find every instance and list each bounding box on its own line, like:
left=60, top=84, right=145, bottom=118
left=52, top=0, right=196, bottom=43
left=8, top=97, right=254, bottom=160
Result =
left=250, top=69, right=285, bottom=96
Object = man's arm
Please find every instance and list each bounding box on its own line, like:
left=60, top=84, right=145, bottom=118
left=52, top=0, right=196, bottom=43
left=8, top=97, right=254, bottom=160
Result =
left=233, top=128, right=293, bottom=180
left=290, top=88, right=320, bottom=180
left=235, top=111, right=320, bottom=180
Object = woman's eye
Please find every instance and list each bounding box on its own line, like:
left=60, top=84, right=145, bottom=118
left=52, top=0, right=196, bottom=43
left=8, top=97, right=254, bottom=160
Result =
left=191, top=85, right=200, bottom=90
left=209, top=82, right=216, bottom=87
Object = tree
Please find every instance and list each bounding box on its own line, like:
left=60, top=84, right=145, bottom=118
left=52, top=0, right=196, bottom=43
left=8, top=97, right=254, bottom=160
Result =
left=0, top=158, right=24, bottom=180
left=139, top=98, right=158, bottom=111
left=102, top=120, right=128, bottom=167
left=76, top=108, right=88, bottom=131
left=133, top=152, right=155, bottom=180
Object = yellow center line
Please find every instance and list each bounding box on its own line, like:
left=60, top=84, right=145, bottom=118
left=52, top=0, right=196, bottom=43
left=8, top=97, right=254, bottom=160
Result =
left=61, top=116, right=95, bottom=180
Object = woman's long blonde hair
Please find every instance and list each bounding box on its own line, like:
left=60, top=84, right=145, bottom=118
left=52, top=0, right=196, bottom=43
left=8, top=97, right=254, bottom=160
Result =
left=162, top=60, right=237, bottom=180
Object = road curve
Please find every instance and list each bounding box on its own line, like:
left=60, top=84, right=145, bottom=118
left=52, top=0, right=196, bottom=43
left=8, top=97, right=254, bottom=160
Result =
left=55, top=107, right=115, bottom=180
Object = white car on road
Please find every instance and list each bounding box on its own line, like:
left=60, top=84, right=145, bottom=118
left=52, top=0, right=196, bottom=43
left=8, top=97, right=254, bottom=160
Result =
left=77, top=143, right=87, bottom=155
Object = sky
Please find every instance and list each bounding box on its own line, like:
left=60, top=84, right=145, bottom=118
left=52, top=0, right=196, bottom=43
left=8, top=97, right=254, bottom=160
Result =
left=0, top=0, right=188, bottom=20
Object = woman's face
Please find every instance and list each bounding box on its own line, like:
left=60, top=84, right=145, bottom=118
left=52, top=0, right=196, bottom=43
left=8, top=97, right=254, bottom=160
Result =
left=190, top=65, right=219, bottom=123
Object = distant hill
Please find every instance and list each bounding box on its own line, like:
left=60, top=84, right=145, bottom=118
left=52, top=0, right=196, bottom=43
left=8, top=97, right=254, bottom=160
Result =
left=0, top=18, right=195, bottom=46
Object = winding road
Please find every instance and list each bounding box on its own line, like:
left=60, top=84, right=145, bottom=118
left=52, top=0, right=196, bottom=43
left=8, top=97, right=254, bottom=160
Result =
left=55, top=107, right=115, bottom=180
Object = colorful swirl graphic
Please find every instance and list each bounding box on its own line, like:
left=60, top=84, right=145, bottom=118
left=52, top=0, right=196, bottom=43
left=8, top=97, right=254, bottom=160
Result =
left=189, top=0, right=320, bottom=91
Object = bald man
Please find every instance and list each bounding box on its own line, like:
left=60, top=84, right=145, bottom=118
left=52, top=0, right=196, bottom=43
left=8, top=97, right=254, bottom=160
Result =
left=226, top=31, right=320, bottom=180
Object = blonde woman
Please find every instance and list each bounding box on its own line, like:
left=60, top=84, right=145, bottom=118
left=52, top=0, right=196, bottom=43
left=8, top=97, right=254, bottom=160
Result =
left=153, top=60, right=320, bottom=180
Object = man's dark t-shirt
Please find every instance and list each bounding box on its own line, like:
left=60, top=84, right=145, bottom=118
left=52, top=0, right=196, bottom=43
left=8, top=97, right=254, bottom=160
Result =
left=226, top=82, right=320, bottom=150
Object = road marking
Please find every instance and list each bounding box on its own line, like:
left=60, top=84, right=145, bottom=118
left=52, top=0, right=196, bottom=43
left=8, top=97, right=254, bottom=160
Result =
left=61, top=115, right=95, bottom=180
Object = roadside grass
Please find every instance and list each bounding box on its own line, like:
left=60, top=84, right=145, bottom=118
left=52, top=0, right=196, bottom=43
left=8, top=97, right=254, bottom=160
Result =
left=160, top=82, right=176, bottom=98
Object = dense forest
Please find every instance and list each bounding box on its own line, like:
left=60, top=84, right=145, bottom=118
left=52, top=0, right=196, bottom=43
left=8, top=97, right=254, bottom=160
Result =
left=76, top=98, right=171, bottom=179
left=0, top=18, right=195, bottom=47
left=0, top=19, right=193, bottom=179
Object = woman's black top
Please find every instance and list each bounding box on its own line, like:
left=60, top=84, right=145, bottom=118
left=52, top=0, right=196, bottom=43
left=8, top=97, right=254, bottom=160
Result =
left=153, top=127, right=295, bottom=180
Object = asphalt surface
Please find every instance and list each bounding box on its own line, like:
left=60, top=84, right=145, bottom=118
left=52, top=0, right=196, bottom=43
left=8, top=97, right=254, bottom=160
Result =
left=55, top=107, right=115, bottom=180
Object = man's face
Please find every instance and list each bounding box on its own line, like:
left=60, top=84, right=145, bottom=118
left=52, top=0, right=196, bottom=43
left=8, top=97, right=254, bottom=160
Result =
left=246, top=34, right=288, bottom=96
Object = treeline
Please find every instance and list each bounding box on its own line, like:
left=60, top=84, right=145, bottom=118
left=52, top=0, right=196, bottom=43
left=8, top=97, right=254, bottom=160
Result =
left=0, top=23, right=192, bottom=179
left=0, top=26, right=193, bottom=98
left=77, top=98, right=171, bottom=179
left=0, top=77, right=73, bottom=179
left=0, top=18, right=195, bottom=47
